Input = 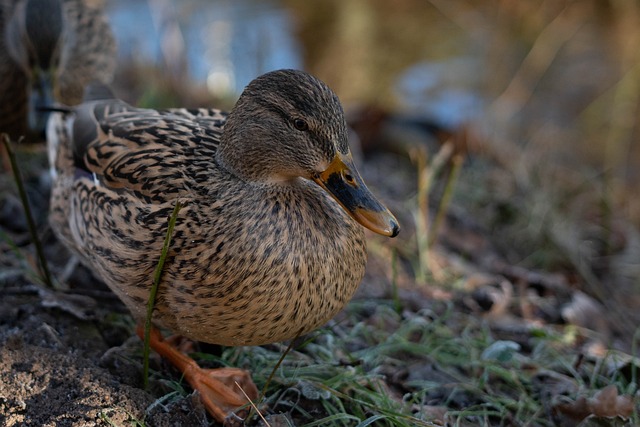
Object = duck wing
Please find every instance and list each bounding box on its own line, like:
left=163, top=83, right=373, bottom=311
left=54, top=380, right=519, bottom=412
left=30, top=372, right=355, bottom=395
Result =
left=70, top=100, right=227, bottom=203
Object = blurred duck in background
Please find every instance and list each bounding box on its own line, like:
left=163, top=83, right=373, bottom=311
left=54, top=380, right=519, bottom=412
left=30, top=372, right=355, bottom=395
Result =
left=0, top=0, right=115, bottom=140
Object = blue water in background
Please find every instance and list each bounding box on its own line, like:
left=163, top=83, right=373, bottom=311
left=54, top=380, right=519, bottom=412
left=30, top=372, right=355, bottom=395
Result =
left=107, top=0, right=302, bottom=96
left=106, top=0, right=482, bottom=126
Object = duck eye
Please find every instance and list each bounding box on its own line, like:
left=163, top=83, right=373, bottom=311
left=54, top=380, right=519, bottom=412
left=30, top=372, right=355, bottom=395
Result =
left=293, top=118, right=309, bottom=131
left=343, top=171, right=356, bottom=185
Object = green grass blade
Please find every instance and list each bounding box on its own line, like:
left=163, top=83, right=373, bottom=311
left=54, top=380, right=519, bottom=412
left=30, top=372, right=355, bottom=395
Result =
left=143, top=201, right=183, bottom=388
left=1, top=133, right=55, bottom=289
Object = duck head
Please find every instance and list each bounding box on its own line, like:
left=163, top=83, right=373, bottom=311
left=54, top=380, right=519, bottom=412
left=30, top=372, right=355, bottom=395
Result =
left=5, top=0, right=65, bottom=137
left=218, top=69, right=399, bottom=237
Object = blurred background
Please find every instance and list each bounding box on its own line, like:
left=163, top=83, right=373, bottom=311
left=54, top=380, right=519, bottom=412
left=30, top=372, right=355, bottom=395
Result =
left=1, top=1, right=638, bottom=423
left=105, top=0, right=640, bottom=348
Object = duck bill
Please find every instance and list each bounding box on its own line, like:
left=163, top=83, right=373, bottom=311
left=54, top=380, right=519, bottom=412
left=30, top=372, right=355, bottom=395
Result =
left=28, top=67, right=55, bottom=138
left=313, top=154, right=400, bottom=237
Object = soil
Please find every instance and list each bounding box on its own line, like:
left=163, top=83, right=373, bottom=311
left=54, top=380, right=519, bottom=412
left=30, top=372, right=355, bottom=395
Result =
left=0, top=159, right=236, bottom=426
left=0, top=251, right=214, bottom=426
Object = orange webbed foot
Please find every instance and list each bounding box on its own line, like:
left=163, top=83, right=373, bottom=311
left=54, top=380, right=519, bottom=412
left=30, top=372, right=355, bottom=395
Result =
left=137, top=325, right=259, bottom=422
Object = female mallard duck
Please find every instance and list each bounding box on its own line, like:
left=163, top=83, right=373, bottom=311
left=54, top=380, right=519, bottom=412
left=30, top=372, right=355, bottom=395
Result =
left=48, top=69, right=399, bottom=421
left=0, top=0, right=115, bottom=139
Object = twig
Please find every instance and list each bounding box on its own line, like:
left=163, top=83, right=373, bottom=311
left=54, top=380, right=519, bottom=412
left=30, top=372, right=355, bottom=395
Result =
left=1, top=133, right=55, bottom=289
left=236, top=381, right=270, bottom=427
left=428, top=152, right=463, bottom=248
left=411, top=141, right=455, bottom=283
left=490, top=3, right=586, bottom=121
left=411, top=146, right=430, bottom=284
left=143, top=201, right=183, bottom=388
left=249, top=330, right=301, bottom=420
left=390, top=248, right=401, bottom=315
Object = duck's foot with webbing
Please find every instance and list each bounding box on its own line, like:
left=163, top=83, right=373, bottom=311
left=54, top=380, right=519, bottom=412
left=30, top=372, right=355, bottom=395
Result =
left=136, top=325, right=259, bottom=422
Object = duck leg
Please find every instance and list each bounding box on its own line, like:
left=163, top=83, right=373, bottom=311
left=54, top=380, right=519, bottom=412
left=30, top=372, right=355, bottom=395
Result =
left=137, top=325, right=259, bottom=422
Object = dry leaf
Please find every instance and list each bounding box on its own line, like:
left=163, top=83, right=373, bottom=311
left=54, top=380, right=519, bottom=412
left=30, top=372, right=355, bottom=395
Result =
left=554, top=385, right=634, bottom=423
left=587, top=385, right=634, bottom=418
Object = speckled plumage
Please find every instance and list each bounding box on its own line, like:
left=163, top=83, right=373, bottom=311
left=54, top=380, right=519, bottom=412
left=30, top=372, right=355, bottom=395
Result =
left=0, top=0, right=115, bottom=138
left=48, top=70, right=398, bottom=348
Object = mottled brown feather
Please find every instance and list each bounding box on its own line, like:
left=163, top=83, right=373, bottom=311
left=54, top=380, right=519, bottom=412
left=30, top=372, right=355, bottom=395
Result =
left=49, top=70, right=369, bottom=346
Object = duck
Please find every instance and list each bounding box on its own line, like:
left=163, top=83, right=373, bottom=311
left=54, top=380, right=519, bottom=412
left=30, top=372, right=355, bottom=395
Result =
left=47, top=69, right=400, bottom=422
left=0, top=0, right=115, bottom=139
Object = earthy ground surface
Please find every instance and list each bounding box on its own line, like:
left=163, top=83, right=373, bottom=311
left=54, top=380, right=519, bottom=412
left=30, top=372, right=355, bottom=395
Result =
left=1, top=144, right=638, bottom=427
left=0, top=167, right=211, bottom=426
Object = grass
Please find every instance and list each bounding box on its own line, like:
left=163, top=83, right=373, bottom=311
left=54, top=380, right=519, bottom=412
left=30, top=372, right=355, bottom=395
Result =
left=138, top=292, right=636, bottom=426
left=1, top=134, right=54, bottom=289
left=126, top=264, right=637, bottom=427
left=142, top=200, right=183, bottom=388
left=4, top=143, right=634, bottom=426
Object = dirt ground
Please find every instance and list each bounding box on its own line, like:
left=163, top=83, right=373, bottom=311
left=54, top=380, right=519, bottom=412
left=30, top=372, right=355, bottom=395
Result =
left=0, top=254, right=216, bottom=426
left=0, top=159, right=233, bottom=426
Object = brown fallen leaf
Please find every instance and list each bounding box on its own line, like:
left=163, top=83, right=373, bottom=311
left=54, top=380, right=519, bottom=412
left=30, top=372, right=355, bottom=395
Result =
left=554, top=384, right=634, bottom=423
left=587, top=385, right=634, bottom=418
